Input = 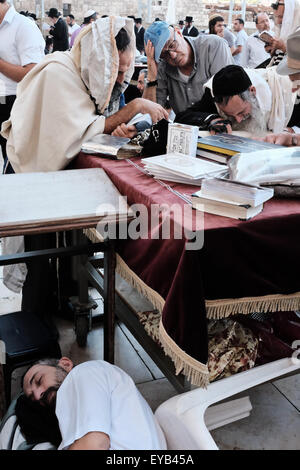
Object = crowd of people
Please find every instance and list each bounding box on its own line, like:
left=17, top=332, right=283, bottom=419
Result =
left=1, top=0, right=300, bottom=450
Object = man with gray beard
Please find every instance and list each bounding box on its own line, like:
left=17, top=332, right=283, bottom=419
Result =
left=175, top=64, right=293, bottom=137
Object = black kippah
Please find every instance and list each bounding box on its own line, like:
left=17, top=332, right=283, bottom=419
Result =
left=212, top=65, right=252, bottom=97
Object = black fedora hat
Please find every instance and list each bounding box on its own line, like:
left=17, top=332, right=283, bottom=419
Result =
left=46, top=8, right=60, bottom=18
left=185, top=16, right=193, bottom=22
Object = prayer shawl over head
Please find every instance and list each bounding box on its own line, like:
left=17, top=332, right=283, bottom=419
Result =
left=1, top=16, right=135, bottom=173
left=274, top=0, right=300, bottom=42
left=204, top=66, right=295, bottom=133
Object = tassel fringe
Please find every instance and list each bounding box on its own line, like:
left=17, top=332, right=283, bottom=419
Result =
left=159, top=321, right=210, bottom=388
left=206, top=292, right=300, bottom=319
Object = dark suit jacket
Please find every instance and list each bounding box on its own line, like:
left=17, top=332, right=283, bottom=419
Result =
left=135, top=26, right=145, bottom=53
left=182, top=25, right=199, bottom=37
left=51, top=18, right=69, bottom=52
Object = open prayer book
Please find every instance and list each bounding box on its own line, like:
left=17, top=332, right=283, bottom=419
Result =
left=141, top=153, right=227, bottom=185
left=0, top=168, right=134, bottom=237
left=81, top=134, right=142, bottom=159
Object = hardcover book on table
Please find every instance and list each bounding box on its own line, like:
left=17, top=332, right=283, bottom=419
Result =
left=141, top=153, right=226, bottom=181
left=82, top=134, right=142, bottom=159
left=197, top=134, right=284, bottom=156
left=200, top=178, right=274, bottom=207
left=191, top=191, right=263, bottom=220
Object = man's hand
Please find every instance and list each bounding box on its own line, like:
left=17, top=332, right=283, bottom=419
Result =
left=137, top=98, right=169, bottom=124
left=112, top=124, right=138, bottom=138
left=144, top=40, right=158, bottom=81
left=104, top=98, right=168, bottom=134
left=208, top=118, right=232, bottom=135
left=262, top=132, right=300, bottom=146
left=265, top=38, right=286, bottom=55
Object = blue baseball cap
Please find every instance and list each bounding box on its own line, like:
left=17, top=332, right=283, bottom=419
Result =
left=144, top=21, right=171, bottom=62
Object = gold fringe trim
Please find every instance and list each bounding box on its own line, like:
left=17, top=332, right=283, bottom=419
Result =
left=206, top=292, right=300, bottom=319
left=115, top=255, right=165, bottom=314
left=159, top=321, right=210, bottom=388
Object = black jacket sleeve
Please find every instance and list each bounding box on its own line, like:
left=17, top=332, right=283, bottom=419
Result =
left=175, top=88, right=219, bottom=128
left=287, top=100, right=300, bottom=128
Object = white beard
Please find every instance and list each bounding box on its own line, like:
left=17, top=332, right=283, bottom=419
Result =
left=218, top=95, right=269, bottom=137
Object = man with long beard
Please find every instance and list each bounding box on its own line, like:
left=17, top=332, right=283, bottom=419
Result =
left=175, top=64, right=296, bottom=137
left=18, top=357, right=166, bottom=450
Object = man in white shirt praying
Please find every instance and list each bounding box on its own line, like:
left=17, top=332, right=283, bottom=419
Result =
left=242, top=13, right=272, bottom=69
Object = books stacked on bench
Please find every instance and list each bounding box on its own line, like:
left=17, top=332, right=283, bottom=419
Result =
left=197, top=133, right=283, bottom=165
left=141, top=153, right=227, bottom=186
left=191, top=177, right=274, bottom=220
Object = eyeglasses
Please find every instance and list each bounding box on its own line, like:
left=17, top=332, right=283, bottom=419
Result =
left=160, top=29, right=179, bottom=61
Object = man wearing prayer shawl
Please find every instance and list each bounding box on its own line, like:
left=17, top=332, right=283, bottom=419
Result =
left=0, top=16, right=168, bottom=319
left=1, top=16, right=168, bottom=174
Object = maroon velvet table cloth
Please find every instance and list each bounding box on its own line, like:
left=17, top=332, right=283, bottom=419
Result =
left=74, top=153, right=300, bottom=384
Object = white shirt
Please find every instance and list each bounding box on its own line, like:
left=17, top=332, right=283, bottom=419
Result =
left=68, top=22, right=80, bottom=43
left=0, top=6, right=45, bottom=96
left=234, top=29, right=248, bottom=65
left=242, top=32, right=271, bottom=68
left=56, top=360, right=167, bottom=450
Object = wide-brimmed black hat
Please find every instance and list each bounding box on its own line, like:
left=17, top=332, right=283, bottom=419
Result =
left=185, top=16, right=193, bottom=22
left=212, top=65, right=252, bottom=97
left=46, top=8, right=60, bottom=18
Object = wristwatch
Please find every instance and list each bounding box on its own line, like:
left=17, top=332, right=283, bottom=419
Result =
left=146, top=80, right=158, bottom=88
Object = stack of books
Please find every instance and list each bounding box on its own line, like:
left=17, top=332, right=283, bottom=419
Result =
left=82, top=134, right=142, bottom=159
left=191, top=177, right=274, bottom=220
left=141, top=153, right=227, bottom=185
left=197, top=134, right=283, bottom=165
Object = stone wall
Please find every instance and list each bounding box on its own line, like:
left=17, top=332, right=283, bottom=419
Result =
left=11, top=0, right=272, bottom=30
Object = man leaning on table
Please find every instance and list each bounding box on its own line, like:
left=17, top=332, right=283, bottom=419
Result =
left=1, top=16, right=168, bottom=174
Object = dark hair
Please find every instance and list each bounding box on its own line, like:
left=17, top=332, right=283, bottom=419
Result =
left=115, top=28, right=130, bottom=52
left=0, top=0, right=7, bottom=3
left=235, top=18, right=244, bottom=25
left=209, top=16, right=224, bottom=34
left=68, top=14, right=75, bottom=20
left=15, top=394, right=62, bottom=448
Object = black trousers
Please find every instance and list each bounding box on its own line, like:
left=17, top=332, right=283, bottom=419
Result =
left=0, top=95, right=16, bottom=169
left=21, top=230, right=79, bottom=320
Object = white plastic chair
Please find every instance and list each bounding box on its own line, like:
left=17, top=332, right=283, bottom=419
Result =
left=155, top=358, right=300, bottom=450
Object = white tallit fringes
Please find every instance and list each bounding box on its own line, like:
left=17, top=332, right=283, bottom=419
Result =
left=206, top=292, right=300, bottom=319
left=2, top=236, right=27, bottom=294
